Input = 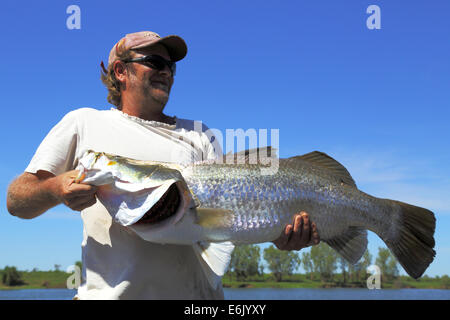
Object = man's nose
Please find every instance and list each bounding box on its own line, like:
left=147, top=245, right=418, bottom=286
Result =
left=158, top=64, right=173, bottom=78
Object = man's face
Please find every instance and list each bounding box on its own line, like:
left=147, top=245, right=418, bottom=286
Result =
left=125, top=44, right=174, bottom=107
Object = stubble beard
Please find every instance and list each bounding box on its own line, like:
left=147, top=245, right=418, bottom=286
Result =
left=127, top=70, right=171, bottom=110
left=133, top=81, right=170, bottom=114
left=145, top=80, right=170, bottom=108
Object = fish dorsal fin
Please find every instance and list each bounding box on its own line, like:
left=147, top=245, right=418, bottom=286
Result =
left=293, top=151, right=357, bottom=187
left=223, top=147, right=278, bottom=165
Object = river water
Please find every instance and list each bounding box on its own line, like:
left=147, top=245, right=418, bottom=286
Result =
left=0, top=288, right=449, bottom=300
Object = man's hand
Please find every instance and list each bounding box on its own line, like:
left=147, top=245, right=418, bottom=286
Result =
left=51, top=170, right=98, bottom=212
left=273, top=211, right=320, bottom=251
left=7, top=169, right=98, bottom=219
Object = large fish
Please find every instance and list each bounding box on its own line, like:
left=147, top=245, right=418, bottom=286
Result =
left=76, top=149, right=436, bottom=288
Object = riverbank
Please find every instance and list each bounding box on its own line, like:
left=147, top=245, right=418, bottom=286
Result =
left=1, top=271, right=449, bottom=290
left=221, top=274, right=450, bottom=290
left=0, top=271, right=68, bottom=290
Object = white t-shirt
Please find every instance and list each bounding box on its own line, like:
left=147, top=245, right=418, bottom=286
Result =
left=25, top=107, right=224, bottom=299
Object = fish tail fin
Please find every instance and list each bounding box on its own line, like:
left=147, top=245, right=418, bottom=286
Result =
left=383, top=200, right=436, bottom=279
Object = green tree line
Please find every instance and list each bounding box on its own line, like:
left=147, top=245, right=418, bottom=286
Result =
left=2, top=253, right=450, bottom=290
left=0, top=261, right=83, bottom=288
left=226, top=243, right=406, bottom=285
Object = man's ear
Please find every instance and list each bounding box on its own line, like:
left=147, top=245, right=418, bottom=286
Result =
left=113, top=60, right=128, bottom=85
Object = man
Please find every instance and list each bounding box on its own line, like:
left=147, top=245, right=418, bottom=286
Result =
left=6, top=31, right=320, bottom=299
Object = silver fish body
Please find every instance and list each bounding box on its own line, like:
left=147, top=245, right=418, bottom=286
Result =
left=77, top=149, right=436, bottom=281
left=181, top=158, right=392, bottom=245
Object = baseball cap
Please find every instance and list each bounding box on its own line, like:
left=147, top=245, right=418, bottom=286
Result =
left=107, top=31, right=188, bottom=66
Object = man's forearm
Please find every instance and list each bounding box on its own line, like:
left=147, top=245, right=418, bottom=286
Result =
left=7, top=173, right=60, bottom=219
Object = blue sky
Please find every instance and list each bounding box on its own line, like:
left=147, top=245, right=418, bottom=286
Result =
left=0, top=0, right=449, bottom=277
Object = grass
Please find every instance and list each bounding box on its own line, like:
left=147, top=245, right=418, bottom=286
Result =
left=1, top=270, right=449, bottom=290
left=222, top=273, right=450, bottom=289
left=0, top=270, right=70, bottom=290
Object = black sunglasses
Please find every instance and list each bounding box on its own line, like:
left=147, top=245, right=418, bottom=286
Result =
left=122, top=55, right=176, bottom=76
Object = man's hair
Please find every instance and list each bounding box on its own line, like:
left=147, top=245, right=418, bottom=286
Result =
left=100, top=50, right=134, bottom=109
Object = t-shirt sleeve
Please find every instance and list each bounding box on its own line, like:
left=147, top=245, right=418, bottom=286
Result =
left=25, top=111, right=79, bottom=176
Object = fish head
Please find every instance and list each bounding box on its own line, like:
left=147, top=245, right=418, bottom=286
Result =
left=76, top=150, right=202, bottom=243
left=76, top=150, right=119, bottom=185
left=125, top=180, right=203, bottom=244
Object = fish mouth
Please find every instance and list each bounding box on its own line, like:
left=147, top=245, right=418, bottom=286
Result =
left=135, top=183, right=181, bottom=224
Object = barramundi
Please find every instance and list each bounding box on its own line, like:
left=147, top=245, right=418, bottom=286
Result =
left=76, top=149, right=436, bottom=288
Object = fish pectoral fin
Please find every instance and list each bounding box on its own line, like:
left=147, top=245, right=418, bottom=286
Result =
left=195, top=207, right=234, bottom=228
left=193, top=241, right=235, bottom=290
left=292, top=151, right=357, bottom=187
left=324, top=227, right=368, bottom=264
left=189, top=190, right=201, bottom=207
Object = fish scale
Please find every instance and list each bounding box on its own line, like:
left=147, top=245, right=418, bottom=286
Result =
left=184, top=161, right=362, bottom=242
left=77, top=149, right=436, bottom=281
